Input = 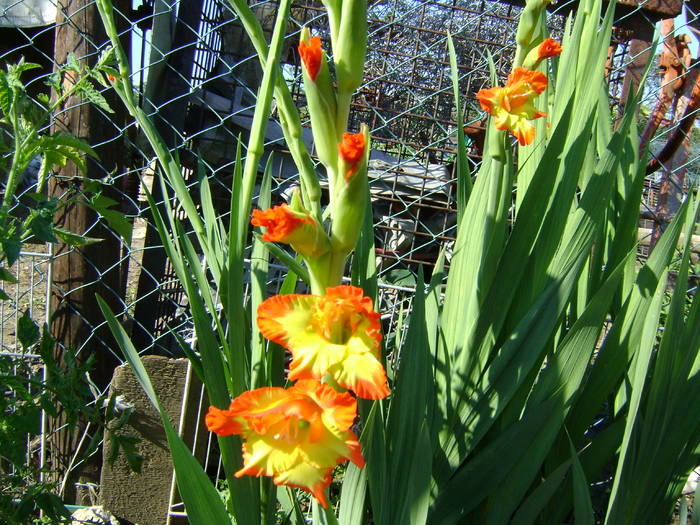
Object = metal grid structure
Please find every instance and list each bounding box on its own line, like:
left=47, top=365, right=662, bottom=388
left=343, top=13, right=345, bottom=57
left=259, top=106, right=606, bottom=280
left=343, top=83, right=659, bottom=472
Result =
left=1, top=0, right=699, bottom=518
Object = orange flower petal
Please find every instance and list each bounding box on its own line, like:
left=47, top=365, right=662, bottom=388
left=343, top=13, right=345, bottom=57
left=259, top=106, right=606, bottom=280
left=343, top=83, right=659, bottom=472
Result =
left=299, top=35, right=322, bottom=82
left=205, top=406, right=242, bottom=436
left=506, top=67, right=548, bottom=95
left=251, top=204, right=313, bottom=244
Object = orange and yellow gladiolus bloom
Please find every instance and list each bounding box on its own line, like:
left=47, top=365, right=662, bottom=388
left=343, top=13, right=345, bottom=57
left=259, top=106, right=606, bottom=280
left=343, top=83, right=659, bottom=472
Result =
left=206, top=379, right=364, bottom=507
left=476, top=67, right=547, bottom=146
left=257, top=285, right=390, bottom=399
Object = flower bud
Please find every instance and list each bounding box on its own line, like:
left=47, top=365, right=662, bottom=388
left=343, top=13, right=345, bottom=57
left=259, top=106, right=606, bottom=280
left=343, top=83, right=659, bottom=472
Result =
left=251, top=201, right=330, bottom=259
left=334, top=0, right=367, bottom=99
left=514, top=0, right=551, bottom=66
left=522, top=38, right=562, bottom=69
left=299, top=27, right=339, bottom=172
left=331, top=124, right=370, bottom=252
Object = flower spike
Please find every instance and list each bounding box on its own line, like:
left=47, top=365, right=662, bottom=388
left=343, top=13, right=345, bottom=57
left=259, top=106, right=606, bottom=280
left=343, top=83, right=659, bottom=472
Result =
left=206, top=380, right=364, bottom=507
left=257, top=285, right=390, bottom=399
left=476, top=67, right=547, bottom=146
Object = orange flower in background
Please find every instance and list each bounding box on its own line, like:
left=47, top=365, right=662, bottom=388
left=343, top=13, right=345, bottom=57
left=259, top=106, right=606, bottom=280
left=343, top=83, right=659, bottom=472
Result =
left=299, top=35, right=322, bottom=82
left=251, top=204, right=329, bottom=258
left=257, top=285, right=389, bottom=399
left=338, top=131, right=366, bottom=181
left=476, top=67, right=547, bottom=146
left=537, top=38, right=562, bottom=60
left=206, top=379, right=364, bottom=507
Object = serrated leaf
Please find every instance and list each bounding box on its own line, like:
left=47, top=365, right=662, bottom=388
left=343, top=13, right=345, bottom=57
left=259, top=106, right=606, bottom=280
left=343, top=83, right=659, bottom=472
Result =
left=65, top=53, right=81, bottom=73
left=11, top=61, right=41, bottom=77
left=0, top=266, right=17, bottom=283
left=28, top=211, right=57, bottom=242
left=96, top=207, right=132, bottom=244
left=3, top=237, right=22, bottom=265
left=0, top=287, right=10, bottom=301
left=0, top=70, right=12, bottom=116
left=96, top=46, right=116, bottom=70
left=77, top=80, right=114, bottom=113
left=17, top=309, right=40, bottom=349
left=53, top=227, right=102, bottom=246
left=44, top=71, right=61, bottom=91
left=90, top=193, right=119, bottom=209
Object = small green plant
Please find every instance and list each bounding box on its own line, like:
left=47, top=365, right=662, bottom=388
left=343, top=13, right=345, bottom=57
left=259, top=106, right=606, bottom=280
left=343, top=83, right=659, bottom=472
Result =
left=0, top=57, right=127, bottom=280
left=0, top=59, right=137, bottom=524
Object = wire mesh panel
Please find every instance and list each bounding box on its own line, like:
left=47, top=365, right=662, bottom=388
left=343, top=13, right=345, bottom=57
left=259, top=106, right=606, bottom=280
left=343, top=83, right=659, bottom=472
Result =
left=1, top=0, right=699, bottom=517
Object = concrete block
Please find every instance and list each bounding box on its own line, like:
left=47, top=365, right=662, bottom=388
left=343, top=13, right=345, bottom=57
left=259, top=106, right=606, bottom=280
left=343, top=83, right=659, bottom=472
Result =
left=99, top=356, right=209, bottom=525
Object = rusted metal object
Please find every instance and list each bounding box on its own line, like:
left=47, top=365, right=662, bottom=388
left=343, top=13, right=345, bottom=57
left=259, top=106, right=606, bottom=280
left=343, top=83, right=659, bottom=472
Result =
left=642, top=18, right=698, bottom=249
left=640, top=24, right=692, bottom=153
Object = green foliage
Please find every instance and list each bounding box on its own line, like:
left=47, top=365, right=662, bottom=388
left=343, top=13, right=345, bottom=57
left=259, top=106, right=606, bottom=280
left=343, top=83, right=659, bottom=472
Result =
left=0, top=58, right=119, bottom=271
left=1, top=319, right=141, bottom=524
left=0, top=58, right=135, bottom=524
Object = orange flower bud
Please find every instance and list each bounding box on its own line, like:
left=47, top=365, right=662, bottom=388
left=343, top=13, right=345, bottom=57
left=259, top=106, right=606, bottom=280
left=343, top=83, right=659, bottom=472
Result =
left=338, top=131, right=366, bottom=181
left=251, top=204, right=311, bottom=242
left=299, top=35, right=322, bottom=82
left=537, top=38, right=562, bottom=60
left=251, top=203, right=330, bottom=259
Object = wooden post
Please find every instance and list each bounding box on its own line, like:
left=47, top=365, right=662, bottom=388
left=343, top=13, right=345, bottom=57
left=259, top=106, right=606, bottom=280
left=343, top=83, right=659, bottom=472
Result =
left=48, top=0, right=129, bottom=504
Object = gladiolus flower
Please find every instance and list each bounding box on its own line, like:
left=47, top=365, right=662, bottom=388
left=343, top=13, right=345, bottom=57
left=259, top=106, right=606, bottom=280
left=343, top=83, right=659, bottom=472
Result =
left=257, top=285, right=389, bottom=399
left=206, top=379, right=364, bottom=507
left=299, top=35, right=322, bottom=82
left=338, top=131, right=366, bottom=181
left=537, top=38, right=562, bottom=60
left=476, top=67, right=547, bottom=146
left=251, top=203, right=329, bottom=258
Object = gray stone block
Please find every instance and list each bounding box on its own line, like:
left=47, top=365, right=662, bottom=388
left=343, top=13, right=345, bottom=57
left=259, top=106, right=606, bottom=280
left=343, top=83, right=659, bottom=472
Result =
left=100, top=356, right=210, bottom=525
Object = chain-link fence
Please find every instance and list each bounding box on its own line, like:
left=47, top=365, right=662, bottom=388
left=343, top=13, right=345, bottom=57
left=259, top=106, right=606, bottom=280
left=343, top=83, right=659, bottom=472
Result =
left=2, top=0, right=700, bottom=517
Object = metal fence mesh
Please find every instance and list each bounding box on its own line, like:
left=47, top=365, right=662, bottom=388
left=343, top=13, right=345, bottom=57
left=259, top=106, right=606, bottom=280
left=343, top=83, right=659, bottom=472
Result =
left=1, top=0, right=699, bottom=516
